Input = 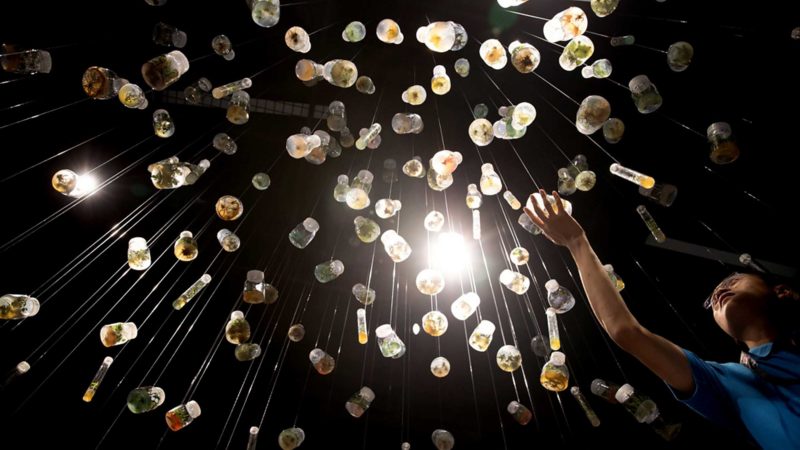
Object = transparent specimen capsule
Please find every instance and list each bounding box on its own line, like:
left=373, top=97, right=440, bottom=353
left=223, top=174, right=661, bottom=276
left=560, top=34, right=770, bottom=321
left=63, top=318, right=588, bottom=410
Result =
left=469, top=320, right=495, bottom=352
left=509, top=40, right=541, bottom=73
left=332, top=174, right=350, bottom=202
left=430, top=357, right=451, bottom=378
left=568, top=154, right=589, bottom=177
left=707, top=122, right=740, bottom=164
left=285, top=26, right=311, bottom=53
left=217, top=229, right=240, bottom=252
left=82, top=356, right=113, bottom=402
left=473, top=103, right=489, bottom=118
left=252, top=172, right=271, bottom=190
left=509, top=247, right=529, bottom=265
left=356, top=123, right=382, bottom=150
left=377, top=19, right=404, bottom=44
left=354, top=216, right=381, bottom=243
left=141, top=50, right=190, bottom=90
left=184, top=77, right=211, bottom=104
left=609, top=163, right=655, bottom=189
left=793, top=27, right=800, bottom=40
left=392, top=113, right=423, bottom=134
left=288, top=218, right=319, bottom=249
left=51, top=169, right=79, bottom=195
left=422, top=310, right=448, bottom=336
left=376, top=324, right=406, bottom=359
left=309, top=348, right=335, bottom=374
left=314, top=260, right=344, bottom=283
left=581, top=59, right=612, bottom=79
left=226, top=311, right=251, bottom=344
left=212, top=77, right=252, bottom=99
left=381, top=230, right=412, bottom=262
left=496, top=345, right=522, bottom=372
left=356, top=75, right=376, bottom=94
left=295, top=59, right=322, bottom=81
left=492, top=117, right=527, bottom=140
left=571, top=386, right=601, bottom=427
left=100, top=322, right=138, bottom=347
left=127, top=386, right=166, bottom=413
left=227, top=91, right=250, bottom=124
left=127, top=237, right=151, bottom=271
left=468, top=118, right=494, bottom=146
left=450, top=22, right=468, bottom=51
left=636, top=205, right=666, bottom=243
left=454, top=58, right=470, bottom=77
left=174, top=231, right=198, bottom=261
left=339, top=127, right=355, bottom=148
left=0, top=46, right=51, bottom=74
left=153, top=109, right=175, bottom=138
left=401, top=84, right=427, bottom=105
left=447, top=292, right=478, bottom=322
left=507, top=401, right=533, bottom=425
left=247, top=427, right=259, bottom=450
left=212, top=34, right=235, bottom=60
left=559, top=35, right=594, bottom=71
left=416, top=22, right=456, bottom=52
left=472, top=210, right=481, bottom=240
left=546, top=307, right=560, bottom=350
left=610, top=35, right=635, bottom=46
left=403, top=157, right=426, bottom=178
left=412, top=324, right=420, bottom=335
left=352, top=283, right=376, bottom=306
left=375, top=199, right=402, bottom=219
left=615, top=383, right=660, bottom=424
left=603, top=118, right=625, bottom=144
left=431, top=65, right=451, bottom=95
left=0, top=294, right=39, bottom=320
left=250, top=0, right=280, bottom=28
left=518, top=211, right=543, bottom=235
left=424, top=211, right=445, bottom=232
left=278, top=427, right=305, bottom=450
left=576, top=171, right=596, bottom=191
left=511, top=102, right=536, bottom=130
left=356, top=308, right=368, bottom=344
left=166, top=400, right=201, bottom=431
left=286, top=133, right=321, bottom=159
left=288, top=324, right=305, bottom=342
left=82, top=66, right=126, bottom=99
left=526, top=191, right=575, bottom=220
left=545, top=279, right=575, bottom=313
left=590, top=378, right=621, bottom=403
left=417, top=269, right=445, bottom=296
left=343, top=21, right=366, bottom=42
left=503, top=191, right=522, bottom=210
left=544, top=7, right=588, bottom=42
left=540, top=351, right=569, bottom=392
left=479, top=163, right=503, bottom=195
left=236, top=343, right=262, bottom=361
left=629, top=75, right=662, bottom=114
left=603, top=264, right=625, bottom=291
left=346, top=188, right=369, bottom=211
left=173, top=274, right=212, bottom=310
left=530, top=335, right=550, bottom=357
left=323, top=59, right=358, bottom=88
left=432, top=429, right=454, bottom=450
left=667, top=41, right=693, bottom=72
left=243, top=270, right=266, bottom=304
left=639, top=182, right=678, bottom=208
left=212, top=133, right=237, bottom=155
left=327, top=101, right=347, bottom=132
left=499, top=269, right=530, bottom=294
left=431, top=150, right=463, bottom=176
left=216, top=195, right=243, bottom=221
left=480, top=39, right=507, bottom=69
left=118, top=83, right=147, bottom=109
left=152, top=22, right=187, bottom=48
left=590, top=0, right=619, bottom=17
left=346, top=386, right=375, bottom=417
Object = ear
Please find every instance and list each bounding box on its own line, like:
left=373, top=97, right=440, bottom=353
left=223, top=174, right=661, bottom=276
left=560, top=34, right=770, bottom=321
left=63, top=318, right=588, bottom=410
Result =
left=774, top=284, right=800, bottom=302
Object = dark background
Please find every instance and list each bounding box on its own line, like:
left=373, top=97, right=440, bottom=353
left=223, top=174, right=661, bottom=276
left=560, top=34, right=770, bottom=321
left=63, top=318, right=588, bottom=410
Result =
left=1, top=0, right=798, bottom=449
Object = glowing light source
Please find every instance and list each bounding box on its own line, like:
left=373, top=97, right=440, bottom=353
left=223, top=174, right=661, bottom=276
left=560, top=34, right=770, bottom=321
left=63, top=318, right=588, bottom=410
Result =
left=72, top=173, right=99, bottom=198
left=433, top=232, right=469, bottom=272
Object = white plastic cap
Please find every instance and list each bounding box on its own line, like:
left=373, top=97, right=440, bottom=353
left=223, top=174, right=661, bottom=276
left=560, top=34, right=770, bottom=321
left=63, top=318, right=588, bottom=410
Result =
left=247, top=270, right=265, bottom=283
left=167, top=50, right=190, bottom=75
left=23, top=297, right=40, bottom=317
left=129, top=237, right=148, bottom=248
left=231, top=310, right=244, bottom=320
left=200, top=274, right=212, bottom=284
left=103, top=356, right=114, bottom=366
left=570, top=386, right=580, bottom=396
left=375, top=324, right=394, bottom=338
left=303, top=217, right=320, bottom=232
left=250, top=426, right=259, bottom=435
left=185, top=400, right=202, bottom=418
left=481, top=163, right=494, bottom=173
left=507, top=400, right=521, bottom=414
left=549, top=351, right=566, bottom=366
left=614, top=383, right=634, bottom=403
left=125, top=322, right=139, bottom=340
left=179, top=230, right=193, bottom=238
left=603, top=264, right=614, bottom=272
left=16, top=361, right=30, bottom=374
left=359, top=386, right=376, bottom=402
left=545, top=279, right=560, bottom=292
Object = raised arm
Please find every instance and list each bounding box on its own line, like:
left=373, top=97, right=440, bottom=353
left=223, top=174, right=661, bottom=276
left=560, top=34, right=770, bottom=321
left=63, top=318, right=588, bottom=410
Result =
left=525, top=190, right=694, bottom=393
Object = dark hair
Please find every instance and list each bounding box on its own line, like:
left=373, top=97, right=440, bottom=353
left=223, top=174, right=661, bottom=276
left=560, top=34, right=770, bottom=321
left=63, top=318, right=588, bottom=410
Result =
left=749, top=271, right=800, bottom=346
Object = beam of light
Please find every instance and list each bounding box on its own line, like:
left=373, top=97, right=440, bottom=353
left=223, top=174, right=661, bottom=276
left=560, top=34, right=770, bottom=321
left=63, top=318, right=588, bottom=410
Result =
left=70, top=173, right=99, bottom=198
left=433, top=231, right=470, bottom=273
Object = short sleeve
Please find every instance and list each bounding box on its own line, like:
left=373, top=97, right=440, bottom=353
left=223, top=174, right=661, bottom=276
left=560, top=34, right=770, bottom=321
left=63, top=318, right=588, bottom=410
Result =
left=667, top=348, right=741, bottom=429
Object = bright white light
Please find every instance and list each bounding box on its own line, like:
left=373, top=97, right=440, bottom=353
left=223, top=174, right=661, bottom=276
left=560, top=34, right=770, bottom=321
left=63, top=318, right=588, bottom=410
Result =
left=70, top=174, right=99, bottom=198
left=433, top=232, right=469, bottom=272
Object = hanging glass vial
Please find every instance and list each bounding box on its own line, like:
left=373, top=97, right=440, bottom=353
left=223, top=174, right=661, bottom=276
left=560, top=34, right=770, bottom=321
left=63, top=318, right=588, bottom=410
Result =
left=0, top=294, right=40, bottom=320
left=479, top=163, right=503, bottom=195
left=127, top=386, right=166, bottom=413
left=473, top=103, right=489, bottom=118
left=249, top=0, right=280, bottom=28
left=707, top=122, right=740, bottom=164
left=118, top=83, right=148, bottom=109
left=667, top=41, right=693, bottom=72
left=212, top=34, right=236, bottom=60
left=509, top=247, right=529, bottom=265
left=165, top=400, right=201, bottom=431
left=590, top=0, right=619, bottom=17
left=530, top=335, right=550, bottom=357
left=570, top=386, right=601, bottom=427
left=603, top=118, right=625, bottom=144
left=288, top=324, right=306, bottom=343
left=609, top=163, right=655, bottom=189
left=82, top=66, right=127, bottom=99
left=610, top=35, right=635, bottom=46
left=499, top=270, right=530, bottom=294
left=356, top=308, right=368, bottom=344
left=286, top=133, right=321, bottom=159
left=278, top=427, right=305, bottom=450
left=285, top=26, right=311, bottom=53
left=243, top=270, right=266, bottom=304
left=0, top=45, right=51, bottom=74
left=496, top=345, right=522, bottom=372
left=127, top=237, right=151, bottom=271
left=401, top=85, right=427, bottom=105
left=590, top=378, right=621, bottom=403
left=309, top=348, right=336, bottom=374
left=466, top=184, right=482, bottom=209
left=392, top=113, right=423, bottom=135
left=431, top=429, right=455, bottom=450
left=152, top=22, right=188, bottom=48
left=540, top=351, right=569, bottom=392
left=628, top=75, right=662, bottom=114
left=416, top=269, right=445, bottom=295
left=216, top=195, right=244, bottom=221
left=422, top=310, right=449, bottom=336
left=581, top=59, right=613, bottom=79
left=173, top=231, right=198, bottom=261
left=213, top=133, right=238, bottom=155
left=346, top=170, right=374, bottom=210
left=424, top=211, right=445, bottom=232
left=451, top=292, right=480, bottom=320
left=352, top=283, right=376, bottom=306
left=545, top=279, right=576, bottom=313
left=173, top=274, right=212, bottom=310
left=381, top=230, right=412, bottom=263
left=603, top=264, right=625, bottom=291
left=615, top=383, right=660, bottom=424
left=314, top=260, right=344, bottom=283
left=152, top=109, right=175, bottom=138
left=431, top=65, right=451, bottom=95
left=636, top=205, right=666, bottom=243
left=543, top=7, right=588, bottom=42
left=402, top=156, right=426, bottom=178
left=141, top=50, right=190, bottom=91
left=375, top=198, right=402, bottom=219
left=184, top=77, right=212, bottom=104
left=376, top=19, right=404, bottom=44
left=345, top=386, right=375, bottom=418
left=376, top=324, right=406, bottom=358
left=247, top=427, right=259, bottom=450
left=354, top=216, right=381, bottom=243
left=430, top=356, right=451, bottom=378
left=507, top=401, right=533, bottom=425
left=235, top=343, right=262, bottom=361
left=472, top=210, right=481, bottom=240
left=454, top=58, right=470, bottom=77
left=469, top=118, right=494, bottom=146
left=342, top=21, right=366, bottom=42
left=479, top=39, right=507, bottom=69
left=503, top=191, right=522, bottom=210
left=227, top=91, right=250, bottom=124
left=225, top=311, right=251, bottom=344
left=559, top=36, right=594, bottom=71
left=333, top=174, right=350, bottom=202
left=288, top=218, right=320, bottom=249
left=557, top=168, right=577, bottom=196
left=356, top=76, right=376, bottom=94
left=82, top=356, right=113, bottom=402
left=576, top=95, right=610, bottom=135
left=509, top=40, right=541, bottom=74
left=356, top=123, right=382, bottom=150
left=518, top=212, right=543, bottom=235
left=323, top=59, right=358, bottom=88
left=546, top=307, right=560, bottom=350
left=100, top=322, right=138, bottom=347
left=469, top=320, right=496, bottom=352
left=217, top=229, right=241, bottom=252
left=639, top=182, right=678, bottom=208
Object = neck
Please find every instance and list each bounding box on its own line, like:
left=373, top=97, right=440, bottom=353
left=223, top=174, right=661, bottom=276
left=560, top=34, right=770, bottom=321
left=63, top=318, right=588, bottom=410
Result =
left=740, top=323, right=778, bottom=349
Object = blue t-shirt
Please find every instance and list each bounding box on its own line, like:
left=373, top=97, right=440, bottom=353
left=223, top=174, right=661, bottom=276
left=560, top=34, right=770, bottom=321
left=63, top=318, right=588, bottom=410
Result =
left=670, top=343, right=800, bottom=450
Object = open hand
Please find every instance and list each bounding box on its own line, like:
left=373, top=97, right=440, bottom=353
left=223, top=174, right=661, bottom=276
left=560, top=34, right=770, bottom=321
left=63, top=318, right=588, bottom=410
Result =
left=523, top=189, right=586, bottom=249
